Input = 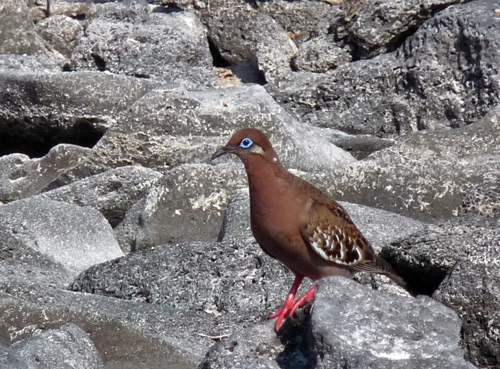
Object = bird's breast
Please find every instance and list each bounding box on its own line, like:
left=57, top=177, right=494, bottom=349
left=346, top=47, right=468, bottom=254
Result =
left=248, top=175, right=311, bottom=259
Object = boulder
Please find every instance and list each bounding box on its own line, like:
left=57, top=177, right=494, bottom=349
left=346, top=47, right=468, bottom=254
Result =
left=433, top=219, right=500, bottom=368
left=310, top=277, right=476, bottom=369
left=0, top=324, right=103, bottom=369
left=41, top=165, right=162, bottom=227
left=0, top=144, right=91, bottom=202
left=71, top=3, right=217, bottom=88
left=0, top=197, right=123, bottom=277
left=269, top=0, right=500, bottom=135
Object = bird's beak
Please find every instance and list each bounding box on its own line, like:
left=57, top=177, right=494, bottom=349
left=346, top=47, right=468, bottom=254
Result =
left=211, top=146, right=233, bottom=161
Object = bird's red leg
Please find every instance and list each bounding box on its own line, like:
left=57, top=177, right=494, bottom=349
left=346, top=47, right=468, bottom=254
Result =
left=269, top=275, right=304, bottom=331
left=289, top=284, right=317, bottom=317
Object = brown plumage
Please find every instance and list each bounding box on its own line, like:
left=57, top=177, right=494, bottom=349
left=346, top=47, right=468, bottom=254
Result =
left=212, top=128, right=405, bottom=331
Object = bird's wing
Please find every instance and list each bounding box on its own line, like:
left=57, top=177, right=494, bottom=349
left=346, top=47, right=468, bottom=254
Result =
left=299, top=200, right=401, bottom=279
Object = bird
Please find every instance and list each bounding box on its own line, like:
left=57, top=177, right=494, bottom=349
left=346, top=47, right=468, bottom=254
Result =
left=211, top=128, right=406, bottom=331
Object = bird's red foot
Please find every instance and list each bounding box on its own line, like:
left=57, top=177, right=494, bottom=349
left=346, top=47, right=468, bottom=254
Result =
left=269, top=276, right=317, bottom=331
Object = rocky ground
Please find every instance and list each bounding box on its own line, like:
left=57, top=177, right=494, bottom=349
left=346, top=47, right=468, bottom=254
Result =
left=0, top=0, right=499, bottom=368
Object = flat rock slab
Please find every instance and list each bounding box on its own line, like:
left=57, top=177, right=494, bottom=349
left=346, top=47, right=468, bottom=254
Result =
left=0, top=197, right=123, bottom=276
left=311, top=277, right=476, bottom=369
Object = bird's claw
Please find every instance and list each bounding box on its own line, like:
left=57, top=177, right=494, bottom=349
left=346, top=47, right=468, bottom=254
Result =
left=271, top=285, right=317, bottom=331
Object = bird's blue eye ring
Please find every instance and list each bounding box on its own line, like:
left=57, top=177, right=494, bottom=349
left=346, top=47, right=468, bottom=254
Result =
left=239, top=137, right=254, bottom=149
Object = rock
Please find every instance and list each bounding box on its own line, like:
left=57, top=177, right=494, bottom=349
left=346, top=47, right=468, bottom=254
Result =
left=198, top=319, right=311, bottom=369
left=0, top=0, right=64, bottom=64
left=0, top=228, right=73, bottom=290
left=318, top=108, right=500, bottom=221
left=41, top=166, right=162, bottom=227
left=293, top=35, right=352, bottom=73
left=58, top=83, right=354, bottom=185
left=0, top=54, right=63, bottom=73
left=433, top=219, right=500, bottom=368
left=385, top=216, right=500, bottom=294
left=115, top=163, right=245, bottom=251
left=254, top=13, right=297, bottom=82
left=0, top=323, right=103, bottom=369
left=0, top=197, right=123, bottom=276
left=336, top=0, right=469, bottom=58
left=71, top=3, right=217, bottom=88
left=36, top=15, right=85, bottom=57
left=199, top=276, right=476, bottom=369
left=217, top=188, right=252, bottom=241
left=270, top=0, right=500, bottom=135
left=0, top=70, right=155, bottom=157
left=310, top=277, right=476, bottom=369
left=71, top=238, right=297, bottom=328
left=0, top=144, right=91, bottom=202
left=0, top=288, right=211, bottom=369
left=257, top=0, right=335, bottom=46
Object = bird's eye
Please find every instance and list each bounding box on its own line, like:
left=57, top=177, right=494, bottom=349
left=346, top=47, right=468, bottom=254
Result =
left=239, top=138, right=254, bottom=149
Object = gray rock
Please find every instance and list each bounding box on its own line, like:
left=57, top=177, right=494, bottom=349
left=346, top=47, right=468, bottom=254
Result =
left=0, top=197, right=123, bottom=276
left=60, top=83, right=354, bottom=185
left=71, top=4, right=217, bottom=88
left=0, top=54, right=63, bottom=73
left=36, top=15, right=85, bottom=57
left=257, top=0, right=335, bottom=46
left=317, top=107, right=500, bottom=221
left=311, top=277, right=476, bottom=369
left=0, top=228, right=73, bottom=290
left=0, top=144, right=91, bottom=202
left=270, top=0, right=500, bottom=135
left=0, top=70, right=156, bottom=157
left=217, top=188, right=252, bottom=241
left=198, top=319, right=311, bottom=369
left=254, top=13, right=297, bottom=82
left=0, top=323, right=103, bottom=369
left=433, top=219, right=500, bottom=368
left=115, top=163, right=246, bottom=251
left=41, top=166, right=162, bottom=227
left=198, top=0, right=334, bottom=72
left=337, top=0, right=469, bottom=58
left=458, top=180, right=500, bottom=219
left=0, top=0, right=65, bottom=65
left=71, top=237, right=298, bottom=328
left=0, top=288, right=211, bottom=369
left=293, top=35, right=352, bottom=73
left=385, top=216, right=499, bottom=294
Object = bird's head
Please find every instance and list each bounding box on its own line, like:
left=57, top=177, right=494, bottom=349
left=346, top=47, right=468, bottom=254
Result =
left=211, top=128, right=280, bottom=165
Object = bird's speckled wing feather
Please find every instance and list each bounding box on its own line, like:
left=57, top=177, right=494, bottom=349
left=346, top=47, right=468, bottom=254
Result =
left=300, top=199, right=406, bottom=286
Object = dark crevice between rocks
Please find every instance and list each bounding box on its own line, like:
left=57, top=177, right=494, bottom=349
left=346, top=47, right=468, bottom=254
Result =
left=91, top=53, right=106, bottom=72
left=208, top=37, right=267, bottom=85
left=152, top=4, right=183, bottom=14
left=276, top=308, right=316, bottom=369
left=0, top=118, right=106, bottom=158
left=208, top=37, right=230, bottom=68
left=380, top=248, right=449, bottom=296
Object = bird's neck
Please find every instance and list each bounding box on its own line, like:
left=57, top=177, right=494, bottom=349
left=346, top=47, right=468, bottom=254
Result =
left=243, top=155, right=290, bottom=210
